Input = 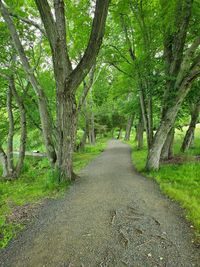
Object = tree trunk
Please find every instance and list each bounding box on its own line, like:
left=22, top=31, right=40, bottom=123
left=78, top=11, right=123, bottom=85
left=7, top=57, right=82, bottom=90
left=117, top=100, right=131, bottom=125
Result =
left=146, top=89, right=188, bottom=171
left=89, top=111, right=96, bottom=145
left=0, top=147, right=9, bottom=178
left=10, top=77, right=27, bottom=177
left=136, top=117, right=144, bottom=150
left=56, top=91, right=77, bottom=181
left=161, top=127, right=175, bottom=160
left=6, top=80, right=14, bottom=175
left=117, top=128, right=122, bottom=139
left=124, top=114, right=134, bottom=141
left=147, top=96, right=154, bottom=147
left=77, top=109, right=89, bottom=152
left=139, top=88, right=153, bottom=150
left=78, top=130, right=87, bottom=152
left=181, top=102, right=200, bottom=152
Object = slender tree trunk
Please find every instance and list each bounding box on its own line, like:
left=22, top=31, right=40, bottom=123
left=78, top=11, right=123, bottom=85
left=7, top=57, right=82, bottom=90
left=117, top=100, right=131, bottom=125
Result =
left=124, top=114, right=134, bottom=141
left=10, top=77, right=27, bottom=177
left=90, top=111, right=96, bottom=145
left=139, top=88, right=153, bottom=150
left=88, top=88, right=95, bottom=146
left=6, top=80, right=14, bottom=175
left=147, top=96, right=154, bottom=146
left=117, top=128, right=122, bottom=139
left=78, top=130, right=87, bottom=152
left=181, top=102, right=200, bottom=152
left=136, top=117, right=144, bottom=150
left=77, top=107, right=89, bottom=151
left=0, top=147, right=9, bottom=178
left=161, top=127, right=175, bottom=160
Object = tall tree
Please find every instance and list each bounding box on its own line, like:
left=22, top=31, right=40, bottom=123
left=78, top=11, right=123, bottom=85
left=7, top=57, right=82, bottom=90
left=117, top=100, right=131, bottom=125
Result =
left=146, top=0, right=200, bottom=170
left=0, top=0, right=110, bottom=180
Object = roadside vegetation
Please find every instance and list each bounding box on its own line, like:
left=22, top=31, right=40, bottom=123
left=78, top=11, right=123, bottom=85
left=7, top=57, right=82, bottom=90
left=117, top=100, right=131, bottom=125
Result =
left=128, top=127, right=200, bottom=239
left=0, top=139, right=107, bottom=249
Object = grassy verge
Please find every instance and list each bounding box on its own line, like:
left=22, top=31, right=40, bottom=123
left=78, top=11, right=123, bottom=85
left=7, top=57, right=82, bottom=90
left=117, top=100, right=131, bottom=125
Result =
left=128, top=127, right=200, bottom=239
left=0, top=139, right=107, bottom=249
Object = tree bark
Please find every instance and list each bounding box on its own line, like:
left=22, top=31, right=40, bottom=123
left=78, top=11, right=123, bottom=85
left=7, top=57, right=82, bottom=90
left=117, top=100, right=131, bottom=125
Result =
left=161, top=127, right=175, bottom=160
left=124, top=114, right=134, bottom=141
left=181, top=102, right=200, bottom=152
left=6, top=80, right=14, bottom=175
left=0, top=147, right=9, bottom=178
left=89, top=112, right=96, bottom=145
left=136, top=117, right=144, bottom=150
left=139, top=86, right=153, bottom=150
left=10, top=77, right=27, bottom=177
left=89, top=88, right=96, bottom=146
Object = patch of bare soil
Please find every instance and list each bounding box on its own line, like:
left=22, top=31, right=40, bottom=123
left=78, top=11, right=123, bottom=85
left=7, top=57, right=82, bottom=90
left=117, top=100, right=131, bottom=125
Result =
left=7, top=202, right=43, bottom=224
left=0, top=140, right=199, bottom=267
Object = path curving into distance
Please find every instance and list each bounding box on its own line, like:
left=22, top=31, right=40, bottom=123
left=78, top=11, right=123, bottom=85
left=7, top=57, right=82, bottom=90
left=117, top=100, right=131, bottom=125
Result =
left=0, top=140, right=199, bottom=267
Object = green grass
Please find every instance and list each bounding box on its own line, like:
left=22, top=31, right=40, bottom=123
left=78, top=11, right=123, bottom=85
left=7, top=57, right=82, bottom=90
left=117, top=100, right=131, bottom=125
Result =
left=128, top=126, right=200, bottom=238
left=0, top=139, right=107, bottom=249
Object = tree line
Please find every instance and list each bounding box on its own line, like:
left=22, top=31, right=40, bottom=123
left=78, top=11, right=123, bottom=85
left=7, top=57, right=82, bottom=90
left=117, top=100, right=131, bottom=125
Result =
left=0, top=0, right=200, bottom=180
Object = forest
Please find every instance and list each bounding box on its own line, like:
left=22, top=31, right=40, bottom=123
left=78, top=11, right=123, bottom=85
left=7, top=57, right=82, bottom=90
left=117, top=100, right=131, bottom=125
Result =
left=0, top=0, right=200, bottom=266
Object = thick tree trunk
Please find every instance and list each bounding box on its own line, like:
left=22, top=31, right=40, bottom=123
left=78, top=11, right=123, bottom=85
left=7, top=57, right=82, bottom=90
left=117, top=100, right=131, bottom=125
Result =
left=146, top=91, right=187, bottom=171
left=124, top=114, right=134, bottom=141
left=6, top=81, right=14, bottom=175
left=181, top=102, right=200, bottom=152
left=161, top=127, right=175, bottom=160
left=56, top=91, right=77, bottom=181
left=0, top=147, right=9, bottom=178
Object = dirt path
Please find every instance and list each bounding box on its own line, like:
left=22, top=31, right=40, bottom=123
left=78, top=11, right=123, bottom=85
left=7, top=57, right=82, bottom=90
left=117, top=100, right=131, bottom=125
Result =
left=0, top=140, right=199, bottom=267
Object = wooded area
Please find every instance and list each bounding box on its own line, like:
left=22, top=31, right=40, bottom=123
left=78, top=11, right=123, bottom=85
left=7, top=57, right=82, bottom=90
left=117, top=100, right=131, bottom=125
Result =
left=0, top=0, right=200, bottom=254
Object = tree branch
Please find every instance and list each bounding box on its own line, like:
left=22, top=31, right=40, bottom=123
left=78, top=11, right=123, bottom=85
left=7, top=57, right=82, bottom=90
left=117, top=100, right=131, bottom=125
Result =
left=108, top=44, right=132, bottom=65
left=70, top=0, right=110, bottom=90
left=9, top=11, right=46, bottom=35
left=78, top=64, right=96, bottom=111
left=109, top=62, right=133, bottom=78
left=53, top=0, right=72, bottom=73
left=34, top=0, right=57, bottom=51
left=120, top=14, right=136, bottom=62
